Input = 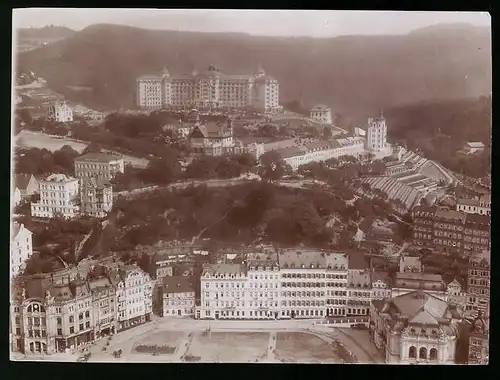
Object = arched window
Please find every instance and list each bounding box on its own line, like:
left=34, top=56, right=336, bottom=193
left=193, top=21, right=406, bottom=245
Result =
left=27, top=305, right=32, bottom=313
left=409, top=346, right=417, bottom=358
left=429, top=348, right=438, bottom=360
left=419, top=347, right=427, bottom=359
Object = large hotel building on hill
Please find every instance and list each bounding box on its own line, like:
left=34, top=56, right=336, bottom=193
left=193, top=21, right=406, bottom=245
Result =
left=136, top=65, right=281, bottom=113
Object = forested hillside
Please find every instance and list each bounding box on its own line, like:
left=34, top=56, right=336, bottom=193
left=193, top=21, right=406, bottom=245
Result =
left=16, top=23, right=491, bottom=112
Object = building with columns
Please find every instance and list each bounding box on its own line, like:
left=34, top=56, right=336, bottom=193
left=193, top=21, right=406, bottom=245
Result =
left=370, top=291, right=462, bottom=364
left=136, top=65, right=282, bottom=113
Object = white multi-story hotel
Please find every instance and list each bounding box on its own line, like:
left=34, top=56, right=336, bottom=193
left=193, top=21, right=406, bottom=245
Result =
left=114, top=265, right=153, bottom=331
left=30, top=174, right=80, bottom=219
left=10, top=223, right=33, bottom=278
left=136, top=65, right=281, bottom=113
left=456, top=194, right=491, bottom=216
left=47, top=100, right=73, bottom=123
left=310, top=104, right=333, bottom=125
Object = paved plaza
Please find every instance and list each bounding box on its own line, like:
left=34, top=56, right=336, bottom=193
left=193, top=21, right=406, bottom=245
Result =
left=12, top=317, right=384, bottom=363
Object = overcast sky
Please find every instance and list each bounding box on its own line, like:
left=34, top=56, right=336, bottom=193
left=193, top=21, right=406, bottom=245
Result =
left=13, top=9, right=490, bottom=37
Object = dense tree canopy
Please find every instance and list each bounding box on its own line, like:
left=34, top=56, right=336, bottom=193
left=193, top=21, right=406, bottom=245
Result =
left=15, top=145, right=80, bottom=176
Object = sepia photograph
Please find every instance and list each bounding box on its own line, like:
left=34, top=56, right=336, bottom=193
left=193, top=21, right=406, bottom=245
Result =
left=10, top=8, right=491, bottom=364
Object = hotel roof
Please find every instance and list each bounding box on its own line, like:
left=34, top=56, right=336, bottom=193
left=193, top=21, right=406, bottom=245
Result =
left=311, top=104, right=331, bottom=112
left=76, top=152, right=123, bottom=163
left=278, top=248, right=326, bottom=269
left=202, top=263, right=247, bottom=276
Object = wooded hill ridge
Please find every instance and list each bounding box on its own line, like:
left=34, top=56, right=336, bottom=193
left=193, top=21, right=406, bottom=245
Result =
left=17, top=22, right=491, bottom=112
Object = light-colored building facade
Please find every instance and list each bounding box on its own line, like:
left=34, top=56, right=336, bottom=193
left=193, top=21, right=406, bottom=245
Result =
left=74, top=152, right=125, bottom=181
left=367, top=114, right=388, bottom=153
left=371, top=271, right=392, bottom=300
left=462, top=142, right=485, bottom=155
left=399, top=255, right=422, bottom=273
left=30, top=174, right=80, bottom=219
left=136, top=65, right=281, bottom=113
left=47, top=100, right=73, bottom=123
left=466, top=250, right=490, bottom=318
left=277, top=137, right=366, bottom=171
left=113, top=266, right=153, bottom=332
left=347, top=270, right=372, bottom=317
left=370, top=291, right=462, bottom=364
left=13, top=187, right=22, bottom=208
left=309, top=105, right=333, bottom=125
left=445, top=278, right=467, bottom=312
left=79, top=177, right=113, bottom=218
left=11, top=223, right=33, bottom=278
left=456, top=194, right=491, bottom=216
left=162, top=276, right=195, bottom=317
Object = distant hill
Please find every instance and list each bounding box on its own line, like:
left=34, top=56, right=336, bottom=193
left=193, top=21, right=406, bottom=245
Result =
left=16, top=23, right=492, bottom=112
left=17, top=26, right=76, bottom=39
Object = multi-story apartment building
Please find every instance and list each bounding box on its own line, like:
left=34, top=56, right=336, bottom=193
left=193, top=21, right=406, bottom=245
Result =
left=10, top=261, right=154, bottom=355
left=445, top=278, right=467, bottom=311
left=370, top=291, right=462, bottom=364
left=367, top=113, right=388, bottom=153
left=465, top=250, right=490, bottom=318
left=47, top=100, right=73, bottom=123
left=30, top=174, right=80, bottom=219
left=371, top=271, right=392, bottom=300
left=161, top=276, right=196, bottom=317
left=462, top=214, right=490, bottom=256
left=10, top=272, right=112, bottom=354
left=347, top=270, right=372, bottom=317
left=456, top=194, right=491, bottom=216
left=74, top=152, right=125, bottom=181
left=324, top=252, right=349, bottom=317
left=136, top=65, right=281, bottom=113
left=309, top=104, right=333, bottom=125
left=412, top=206, right=490, bottom=256
left=11, top=222, right=33, bottom=278
left=279, top=249, right=329, bottom=320
left=79, top=177, right=113, bottom=218
left=468, top=312, right=489, bottom=364
left=200, top=263, right=248, bottom=320
left=246, top=251, right=282, bottom=319
left=113, top=265, right=153, bottom=332
left=399, top=255, right=422, bottom=273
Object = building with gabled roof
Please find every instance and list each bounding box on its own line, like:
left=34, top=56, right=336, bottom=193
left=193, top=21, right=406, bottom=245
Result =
left=14, top=174, right=39, bottom=198
left=369, top=290, right=462, bottom=364
left=10, top=222, right=33, bottom=278
left=161, top=276, right=196, bottom=317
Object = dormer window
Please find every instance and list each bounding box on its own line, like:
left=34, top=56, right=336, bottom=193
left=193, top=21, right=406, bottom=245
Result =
left=311, top=264, right=315, bottom=269
left=302, top=264, right=305, bottom=269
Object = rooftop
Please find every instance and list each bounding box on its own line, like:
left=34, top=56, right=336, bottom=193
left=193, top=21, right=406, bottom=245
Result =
left=75, top=152, right=123, bottom=163
left=202, top=263, right=247, bottom=276
left=14, top=174, right=36, bottom=190
left=348, top=271, right=371, bottom=288
left=465, top=142, right=485, bottom=148
left=162, top=276, right=196, bottom=294
left=434, top=209, right=467, bottom=223
left=311, top=104, right=331, bottom=112
left=274, top=146, right=305, bottom=159
left=43, top=173, right=77, bottom=183
left=388, top=291, right=452, bottom=324
left=395, top=272, right=444, bottom=283
left=278, top=248, right=327, bottom=269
